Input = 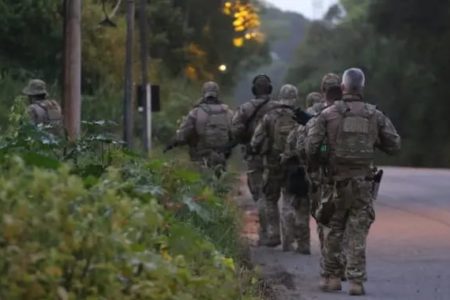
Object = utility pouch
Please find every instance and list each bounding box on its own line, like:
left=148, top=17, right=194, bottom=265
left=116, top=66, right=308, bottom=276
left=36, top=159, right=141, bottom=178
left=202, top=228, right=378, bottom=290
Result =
left=316, top=198, right=335, bottom=226
left=337, top=179, right=353, bottom=209
left=286, top=165, right=309, bottom=197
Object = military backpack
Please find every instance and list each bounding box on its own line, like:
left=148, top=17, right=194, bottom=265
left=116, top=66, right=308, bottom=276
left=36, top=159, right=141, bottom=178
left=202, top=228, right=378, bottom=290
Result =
left=29, top=100, right=63, bottom=135
left=196, top=103, right=230, bottom=150
left=270, top=106, right=298, bottom=155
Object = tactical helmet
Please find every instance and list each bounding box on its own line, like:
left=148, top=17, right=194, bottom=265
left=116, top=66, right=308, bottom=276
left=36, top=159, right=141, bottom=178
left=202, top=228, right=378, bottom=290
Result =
left=252, top=74, right=273, bottom=96
left=279, top=84, right=298, bottom=107
left=22, top=79, right=48, bottom=97
left=279, top=84, right=298, bottom=100
left=342, top=68, right=365, bottom=93
left=305, top=92, right=323, bottom=108
left=321, top=73, right=341, bottom=93
left=202, top=81, right=220, bottom=98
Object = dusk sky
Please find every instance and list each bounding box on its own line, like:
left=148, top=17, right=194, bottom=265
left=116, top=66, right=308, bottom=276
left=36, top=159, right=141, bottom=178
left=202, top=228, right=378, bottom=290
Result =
left=264, top=0, right=338, bottom=19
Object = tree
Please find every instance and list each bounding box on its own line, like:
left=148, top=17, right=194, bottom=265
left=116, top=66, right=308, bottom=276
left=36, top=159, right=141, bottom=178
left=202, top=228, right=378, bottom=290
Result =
left=287, top=0, right=450, bottom=167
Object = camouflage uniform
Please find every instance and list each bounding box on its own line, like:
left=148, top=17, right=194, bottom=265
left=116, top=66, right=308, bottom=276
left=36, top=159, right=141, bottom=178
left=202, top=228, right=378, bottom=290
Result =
left=306, top=92, right=401, bottom=286
left=174, top=82, right=233, bottom=173
left=300, top=74, right=344, bottom=276
left=250, top=84, right=299, bottom=246
left=305, top=75, right=341, bottom=219
left=22, top=79, right=63, bottom=133
left=281, top=124, right=310, bottom=253
left=305, top=92, right=324, bottom=116
left=231, top=75, right=276, bottom=243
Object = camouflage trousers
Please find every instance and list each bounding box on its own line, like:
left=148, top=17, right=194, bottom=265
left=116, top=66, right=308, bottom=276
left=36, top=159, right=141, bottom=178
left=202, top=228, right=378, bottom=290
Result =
left=246, top=156, right=265, bottom=239
left=311, top=180, right=347, bottom=277
left=310, top=178, right=327, bottom=274
left=192, top=149, right=227, bottom=176
left=261, top=163, right=284, bottom=240
left=322, top=177, right=375, bottom=282
left=280, top=191, right=310, bottom=251
left=246, top=156, right=264, bottom=202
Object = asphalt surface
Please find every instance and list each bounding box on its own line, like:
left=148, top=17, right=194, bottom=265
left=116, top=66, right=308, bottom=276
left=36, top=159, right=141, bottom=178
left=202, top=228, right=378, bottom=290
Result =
left=249, top=167, right=450, bottom=300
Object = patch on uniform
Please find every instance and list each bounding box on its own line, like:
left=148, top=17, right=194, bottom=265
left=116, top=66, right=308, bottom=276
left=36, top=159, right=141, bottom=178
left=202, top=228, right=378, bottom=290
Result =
left=342, top=117, right=369, bottom=133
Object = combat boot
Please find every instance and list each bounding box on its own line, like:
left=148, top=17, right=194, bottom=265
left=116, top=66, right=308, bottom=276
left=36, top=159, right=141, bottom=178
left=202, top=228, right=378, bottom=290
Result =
left=320, top=276, right=342, bottom=292
left=282, top=235, right=294, bottom=252
left=319, top=276, right=329, bottom=291
left=328, top=276, right=342, bottom=291
left=296, top=241, right=311, bottom=255
left=282, top=241, right=294, bottom=251
left=348, top=281, right=365, bottom=296
left=258, top=235, right=268, bottom=247
left=264, top=221, right=281, bottom=247
left=263, top=235, right=281, bottom=247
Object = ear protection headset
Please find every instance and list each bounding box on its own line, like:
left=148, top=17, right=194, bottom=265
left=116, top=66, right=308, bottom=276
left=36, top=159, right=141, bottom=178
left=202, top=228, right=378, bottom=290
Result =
left=252, top=74, right=273, bottom=96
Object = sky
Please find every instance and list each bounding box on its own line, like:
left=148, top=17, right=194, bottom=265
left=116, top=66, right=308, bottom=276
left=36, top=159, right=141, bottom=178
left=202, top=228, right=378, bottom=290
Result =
left=264, top=0, right=338, bottom=19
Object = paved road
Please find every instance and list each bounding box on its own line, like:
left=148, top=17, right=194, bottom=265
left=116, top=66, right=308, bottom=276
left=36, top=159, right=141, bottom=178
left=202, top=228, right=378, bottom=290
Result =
left=249, top=167, right=450, bottom=300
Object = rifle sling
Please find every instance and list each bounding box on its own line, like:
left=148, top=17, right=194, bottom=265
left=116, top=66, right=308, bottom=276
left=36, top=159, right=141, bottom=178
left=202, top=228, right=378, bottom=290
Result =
left=245, top=96, right=271, bottom=133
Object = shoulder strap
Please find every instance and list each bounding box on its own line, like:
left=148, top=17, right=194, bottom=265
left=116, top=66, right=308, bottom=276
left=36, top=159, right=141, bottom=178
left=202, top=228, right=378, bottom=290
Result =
left=269, top=104, right=295, bottom=112
left=29, top=103, right=47, bottom=122
left=199, top=103, right=227, bottom=115
left=245, top=96, right=271, bottom=128
left=198, top=103, right=212, bottom=114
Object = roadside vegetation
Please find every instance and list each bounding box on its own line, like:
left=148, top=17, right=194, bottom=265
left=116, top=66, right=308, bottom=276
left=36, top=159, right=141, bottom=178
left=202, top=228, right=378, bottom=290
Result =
left=0, top=100, right=260, bottom=299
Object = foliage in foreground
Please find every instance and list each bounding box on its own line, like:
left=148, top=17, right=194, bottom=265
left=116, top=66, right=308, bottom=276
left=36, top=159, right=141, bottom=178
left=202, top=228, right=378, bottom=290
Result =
left=0, top=116, right=257, bottom=299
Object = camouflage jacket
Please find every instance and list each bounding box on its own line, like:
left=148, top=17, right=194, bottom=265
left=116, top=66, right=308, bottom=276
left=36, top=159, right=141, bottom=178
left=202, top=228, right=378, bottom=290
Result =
left=305, top=94, right=401, bottom=177
left=250, top=104, right=297, bottom=162
left=283, top=125, right=307, bottom=164
left=231, top=96, right=276, bottom=147
left=306, top=102, right=325, bottom=116
left=175, top=102, right=233, bottom=160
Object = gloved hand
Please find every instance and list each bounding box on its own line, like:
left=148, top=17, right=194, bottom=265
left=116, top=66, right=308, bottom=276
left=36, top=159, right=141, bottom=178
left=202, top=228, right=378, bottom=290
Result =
left=293, top=108, right=313, bottom=125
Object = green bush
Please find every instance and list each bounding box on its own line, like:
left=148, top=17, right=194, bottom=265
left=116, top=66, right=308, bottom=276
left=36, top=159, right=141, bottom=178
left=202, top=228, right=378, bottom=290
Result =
left=0, top=154, right=256, bottom=299
left=0, top=103, right=258, bottom=299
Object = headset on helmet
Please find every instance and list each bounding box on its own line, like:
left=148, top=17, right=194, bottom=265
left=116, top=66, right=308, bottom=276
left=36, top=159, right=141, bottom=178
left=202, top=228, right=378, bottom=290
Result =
left=251, top=74, right=273, bottom=96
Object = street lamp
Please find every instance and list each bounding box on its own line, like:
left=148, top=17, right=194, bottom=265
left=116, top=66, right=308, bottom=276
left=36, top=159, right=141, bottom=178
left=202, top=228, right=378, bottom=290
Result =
left=218, top=64, right=228, bottom=72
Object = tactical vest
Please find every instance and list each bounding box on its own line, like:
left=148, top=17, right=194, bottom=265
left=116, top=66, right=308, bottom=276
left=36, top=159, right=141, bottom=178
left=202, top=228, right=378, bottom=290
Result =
left=195, top=103, right=230, bottom=150
left=29, top=100, right=63, bottom=135
left=269, top=106, right=298, bottom=155
left=334, top=101, right=378, bottom=166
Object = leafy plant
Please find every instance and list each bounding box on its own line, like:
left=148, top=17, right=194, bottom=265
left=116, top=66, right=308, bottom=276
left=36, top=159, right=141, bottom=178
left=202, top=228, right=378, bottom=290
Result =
left=0, top=111, right=257, bottom=299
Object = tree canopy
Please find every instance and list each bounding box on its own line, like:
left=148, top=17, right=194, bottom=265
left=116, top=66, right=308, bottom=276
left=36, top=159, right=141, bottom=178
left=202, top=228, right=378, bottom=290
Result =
left=287, top=0, right=450, bottom=167
left=0, top=0, right=269, bottom=127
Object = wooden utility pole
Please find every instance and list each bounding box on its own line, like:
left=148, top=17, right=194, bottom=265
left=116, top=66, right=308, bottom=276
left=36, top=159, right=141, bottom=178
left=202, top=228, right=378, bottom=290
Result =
left=123, top=0, right=135, bottom=149
left=139, top=0, right=152, bottom=153
left=63, top=0, right=82, bottom=141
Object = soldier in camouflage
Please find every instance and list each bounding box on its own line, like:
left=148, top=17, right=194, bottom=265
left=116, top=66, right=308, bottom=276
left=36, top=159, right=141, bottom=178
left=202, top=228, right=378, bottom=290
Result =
left=305, top=68, right=401, bottom=295
left=167, top=81, right=233, bottom=174
left=305, top=92, right=324, bottom=116
left=304, top=73, right=344, bottom=280
left=280, top=86, right=311, bottom=254
left=22, top=79, right=63, bottom=134
left=250, top=84, right=300, bottom=247
left=293, top=74, right=344, bottom=273
left=231, top=75, right=277, bottom=245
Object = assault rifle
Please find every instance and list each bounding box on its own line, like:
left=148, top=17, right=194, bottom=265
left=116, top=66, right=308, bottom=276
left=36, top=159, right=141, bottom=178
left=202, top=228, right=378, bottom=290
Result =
left=292, top=108, right=313, bottom=126
left=163, top=140, right=179, bottom=153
